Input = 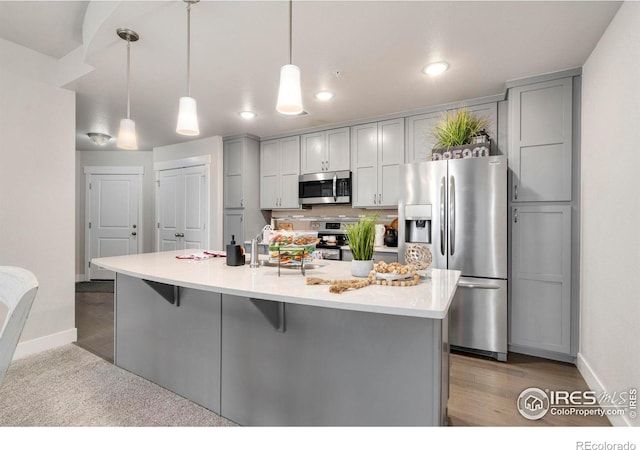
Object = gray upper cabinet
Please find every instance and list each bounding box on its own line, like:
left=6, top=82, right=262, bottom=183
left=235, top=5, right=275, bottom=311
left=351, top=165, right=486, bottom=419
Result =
left=223, top=135, right=266, bottom=245
left=260, top=136, right=300, bottom=209
left=223, top=138, right=247, bottom=208
left=509, top=77, right=573, bottom=202
left=405, top=103, right=498, bottom=163
left=351, top=118, right=404, bottom=208
left=510, top=205, right=572, bottom=354
left=300, top=127, right=350, bottom=174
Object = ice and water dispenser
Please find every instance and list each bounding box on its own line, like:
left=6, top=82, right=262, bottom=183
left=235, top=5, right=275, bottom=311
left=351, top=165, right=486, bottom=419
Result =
left=404, top=204, right=432, bottom=244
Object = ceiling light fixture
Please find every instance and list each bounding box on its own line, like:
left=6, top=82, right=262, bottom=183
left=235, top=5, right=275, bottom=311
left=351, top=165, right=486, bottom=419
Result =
left=87, top=132, right=111, bottom=146
left=176, top=0, right=200, bottom=136
left=239, top=111, right=257, bottom=120
left=422, top=61, right=449, bottom=76
left=116, top=28, right=139, bottom=150
left=314, top=91, right=334, bottom=101
left=276, top=0, right=303, bottom=115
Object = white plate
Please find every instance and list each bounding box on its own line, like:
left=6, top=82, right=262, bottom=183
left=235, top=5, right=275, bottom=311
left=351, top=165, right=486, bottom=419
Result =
left=375, top=272, right=414, bottom=281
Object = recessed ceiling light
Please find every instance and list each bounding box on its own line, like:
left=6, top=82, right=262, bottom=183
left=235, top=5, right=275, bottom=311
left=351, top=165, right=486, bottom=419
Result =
left=87, top=132, right=111, bottom=146
left=314, top=91, right=335, bottom=101
left=239, top=111, right=257, bottom=120
left=422, top=61, right=449, bottom=76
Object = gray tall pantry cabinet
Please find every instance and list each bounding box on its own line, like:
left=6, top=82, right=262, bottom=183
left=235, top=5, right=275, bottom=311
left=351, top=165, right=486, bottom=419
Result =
left=223, top=135, right=266, bottom=247
left=507, top=72, right=581, bottom=362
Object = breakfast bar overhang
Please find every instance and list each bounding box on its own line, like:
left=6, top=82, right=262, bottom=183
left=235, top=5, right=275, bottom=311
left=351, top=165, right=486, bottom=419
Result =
left=94, top=250, right=460, bottom=426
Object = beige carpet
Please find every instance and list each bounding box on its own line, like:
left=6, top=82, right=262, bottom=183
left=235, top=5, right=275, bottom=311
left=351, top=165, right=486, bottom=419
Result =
left=0, top=344, right=235, bottom=427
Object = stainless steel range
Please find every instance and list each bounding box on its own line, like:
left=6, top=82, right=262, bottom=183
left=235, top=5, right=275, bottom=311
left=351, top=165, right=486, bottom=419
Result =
left=310, top=221, right=350, bottom=260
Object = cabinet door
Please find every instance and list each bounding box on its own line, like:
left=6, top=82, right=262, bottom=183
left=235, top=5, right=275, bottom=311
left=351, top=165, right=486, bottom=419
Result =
left=510, top=205, right=571, bottom=354
left=326, top=127, right=350, bottom=172
left=279, top=136, right=301, bottom=209
left=377, top=118, right=404, bottom=207
left=116, top=275, right=222, bottom=413
left=260, top=140, right=279, bottom=209
left=300, top=131, right=325, bottom=174
left=406, top=111, right=440, bottom=163
left=182, top=165, right=208, bottom=250
left=223, top=138, right=244, bottom=208
left=351, top=123, right=378, bottom=208
left=509, top=78, right=572, bottom=202
left=223, top=209, right=244, bottom=247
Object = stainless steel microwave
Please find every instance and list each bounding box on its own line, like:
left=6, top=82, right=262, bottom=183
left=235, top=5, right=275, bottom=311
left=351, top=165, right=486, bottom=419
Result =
left=298, top=171, right=351, bottom=205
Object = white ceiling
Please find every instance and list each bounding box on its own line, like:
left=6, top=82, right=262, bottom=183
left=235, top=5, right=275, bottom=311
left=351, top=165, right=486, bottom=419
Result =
left=0, top=1, right=621, bottom=151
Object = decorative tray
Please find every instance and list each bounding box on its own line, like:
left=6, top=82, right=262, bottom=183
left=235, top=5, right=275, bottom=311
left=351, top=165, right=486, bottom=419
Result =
left=374, top=272, right=415, bottom=281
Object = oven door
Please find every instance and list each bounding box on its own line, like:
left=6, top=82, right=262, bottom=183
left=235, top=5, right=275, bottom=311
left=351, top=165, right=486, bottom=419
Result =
left=318, top=248, right=341, bottom=261
left=299, top=171, right=351, bottom=205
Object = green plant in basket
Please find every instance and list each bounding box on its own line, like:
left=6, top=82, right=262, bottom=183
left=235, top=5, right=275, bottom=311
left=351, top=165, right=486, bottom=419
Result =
left=345, top=215, right=378, bottom=261
left=432, top=108, right=489, bottom=149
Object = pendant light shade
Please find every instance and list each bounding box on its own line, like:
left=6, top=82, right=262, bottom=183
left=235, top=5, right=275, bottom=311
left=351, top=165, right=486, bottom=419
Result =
left=117, top=118, right=138, bottom=150
left=177, top=0, right=200, bottom=136
left=276, top=64, right=303, bottom=115
left=276, top=0, right=303, bottom=115
left=176, top=96, right=200, bottom=135
left=116, top=28, right=139, bottom=150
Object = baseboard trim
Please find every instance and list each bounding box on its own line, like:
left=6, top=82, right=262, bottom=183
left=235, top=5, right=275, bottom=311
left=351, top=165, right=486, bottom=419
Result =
left=577, top=353, right=632, bottom=427
left=13, top=328, right=78, bottom=361
left=76, top=274, right=86, bottom=282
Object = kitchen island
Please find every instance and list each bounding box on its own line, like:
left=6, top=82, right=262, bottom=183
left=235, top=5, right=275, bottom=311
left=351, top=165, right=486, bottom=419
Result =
left=94, top=250, right=460, bottom=426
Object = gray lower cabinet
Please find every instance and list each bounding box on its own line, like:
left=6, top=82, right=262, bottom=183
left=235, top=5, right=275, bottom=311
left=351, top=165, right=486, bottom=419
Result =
left=220, top=294, right=447, bottom=426
left=115, top=275, right=221, bottom=413
left=342, top=249, right=398, bottom=263
left=510, top=205, right=571, bottom=355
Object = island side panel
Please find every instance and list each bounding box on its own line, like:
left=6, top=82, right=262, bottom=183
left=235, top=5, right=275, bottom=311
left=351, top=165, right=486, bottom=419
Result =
left=115, top=274, right=222, bottom=414
left=220, top=294, right=446, bottom=426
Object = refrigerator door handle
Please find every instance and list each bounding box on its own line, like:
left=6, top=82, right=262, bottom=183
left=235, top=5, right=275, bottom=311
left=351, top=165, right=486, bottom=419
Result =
left=449, top=175, right=456, bottom=256
left=458, top=281, right=500, bottom=290
left=440, top=176, right=446, bottom=256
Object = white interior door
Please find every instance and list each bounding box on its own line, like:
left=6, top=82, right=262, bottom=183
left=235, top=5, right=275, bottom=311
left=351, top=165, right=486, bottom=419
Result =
left=182, top=165, right=208, bottom=250
left=156, top=165, right=208, bottom=252
left=87, top=173, right=141, bottom=280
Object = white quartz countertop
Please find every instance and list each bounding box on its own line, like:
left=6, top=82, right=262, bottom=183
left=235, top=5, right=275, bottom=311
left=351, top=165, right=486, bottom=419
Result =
left=93, top=250, right=460, bottom=319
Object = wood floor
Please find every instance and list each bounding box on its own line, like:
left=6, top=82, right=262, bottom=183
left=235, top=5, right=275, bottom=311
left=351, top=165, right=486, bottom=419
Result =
left=75, top=285, right=610, bottom=427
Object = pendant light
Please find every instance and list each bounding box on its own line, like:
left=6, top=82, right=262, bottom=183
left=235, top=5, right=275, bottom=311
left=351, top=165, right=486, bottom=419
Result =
left=116, top=28, right=139, bottom=150
left=176, top=0, right=200, bottom=136
left=276, top=0, right=303, bottom=115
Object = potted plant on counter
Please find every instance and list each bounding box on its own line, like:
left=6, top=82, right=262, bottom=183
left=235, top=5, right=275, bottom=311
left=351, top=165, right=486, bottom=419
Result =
left=345, top=215, right=377, bottom=277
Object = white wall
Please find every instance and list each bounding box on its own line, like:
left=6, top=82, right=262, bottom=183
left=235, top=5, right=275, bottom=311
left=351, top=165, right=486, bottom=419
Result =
left=0, top=68, right=76, bottom=354
left=75, top=150, right=155, bottom=279
left=153, top=136, right=224, bottom=250
left=579, top=1, right=640, bottom=427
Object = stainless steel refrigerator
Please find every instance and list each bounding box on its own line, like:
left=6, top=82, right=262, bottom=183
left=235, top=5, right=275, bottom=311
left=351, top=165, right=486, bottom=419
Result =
left=399, top=155, right=508, bottom=361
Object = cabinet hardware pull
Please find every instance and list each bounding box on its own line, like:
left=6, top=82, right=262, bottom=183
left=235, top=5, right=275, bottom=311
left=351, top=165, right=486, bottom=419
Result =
left=514, top=209, right=518, bottom=223
left=373, top=194, right=377, bottom=205
left=514, top=184, right=518, bottom=200
left=378, top=193, right=382, bottom=205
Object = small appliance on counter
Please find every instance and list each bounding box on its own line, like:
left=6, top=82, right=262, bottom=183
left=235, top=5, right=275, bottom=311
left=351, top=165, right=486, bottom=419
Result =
left=383, top=227, right=398, bottom=247
left=226, top=235, right=245, bottom=266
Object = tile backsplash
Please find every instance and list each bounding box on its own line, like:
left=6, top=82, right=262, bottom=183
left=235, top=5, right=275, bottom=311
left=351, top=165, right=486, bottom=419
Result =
left=270, top=204, right=398, bottom=230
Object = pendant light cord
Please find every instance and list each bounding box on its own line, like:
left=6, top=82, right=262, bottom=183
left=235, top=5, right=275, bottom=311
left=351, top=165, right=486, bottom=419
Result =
left=126, top=37, right=131, bottom=120
left=289, top=0, right=292, bottom=64
left=187, top=2, right=192, bottom=97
